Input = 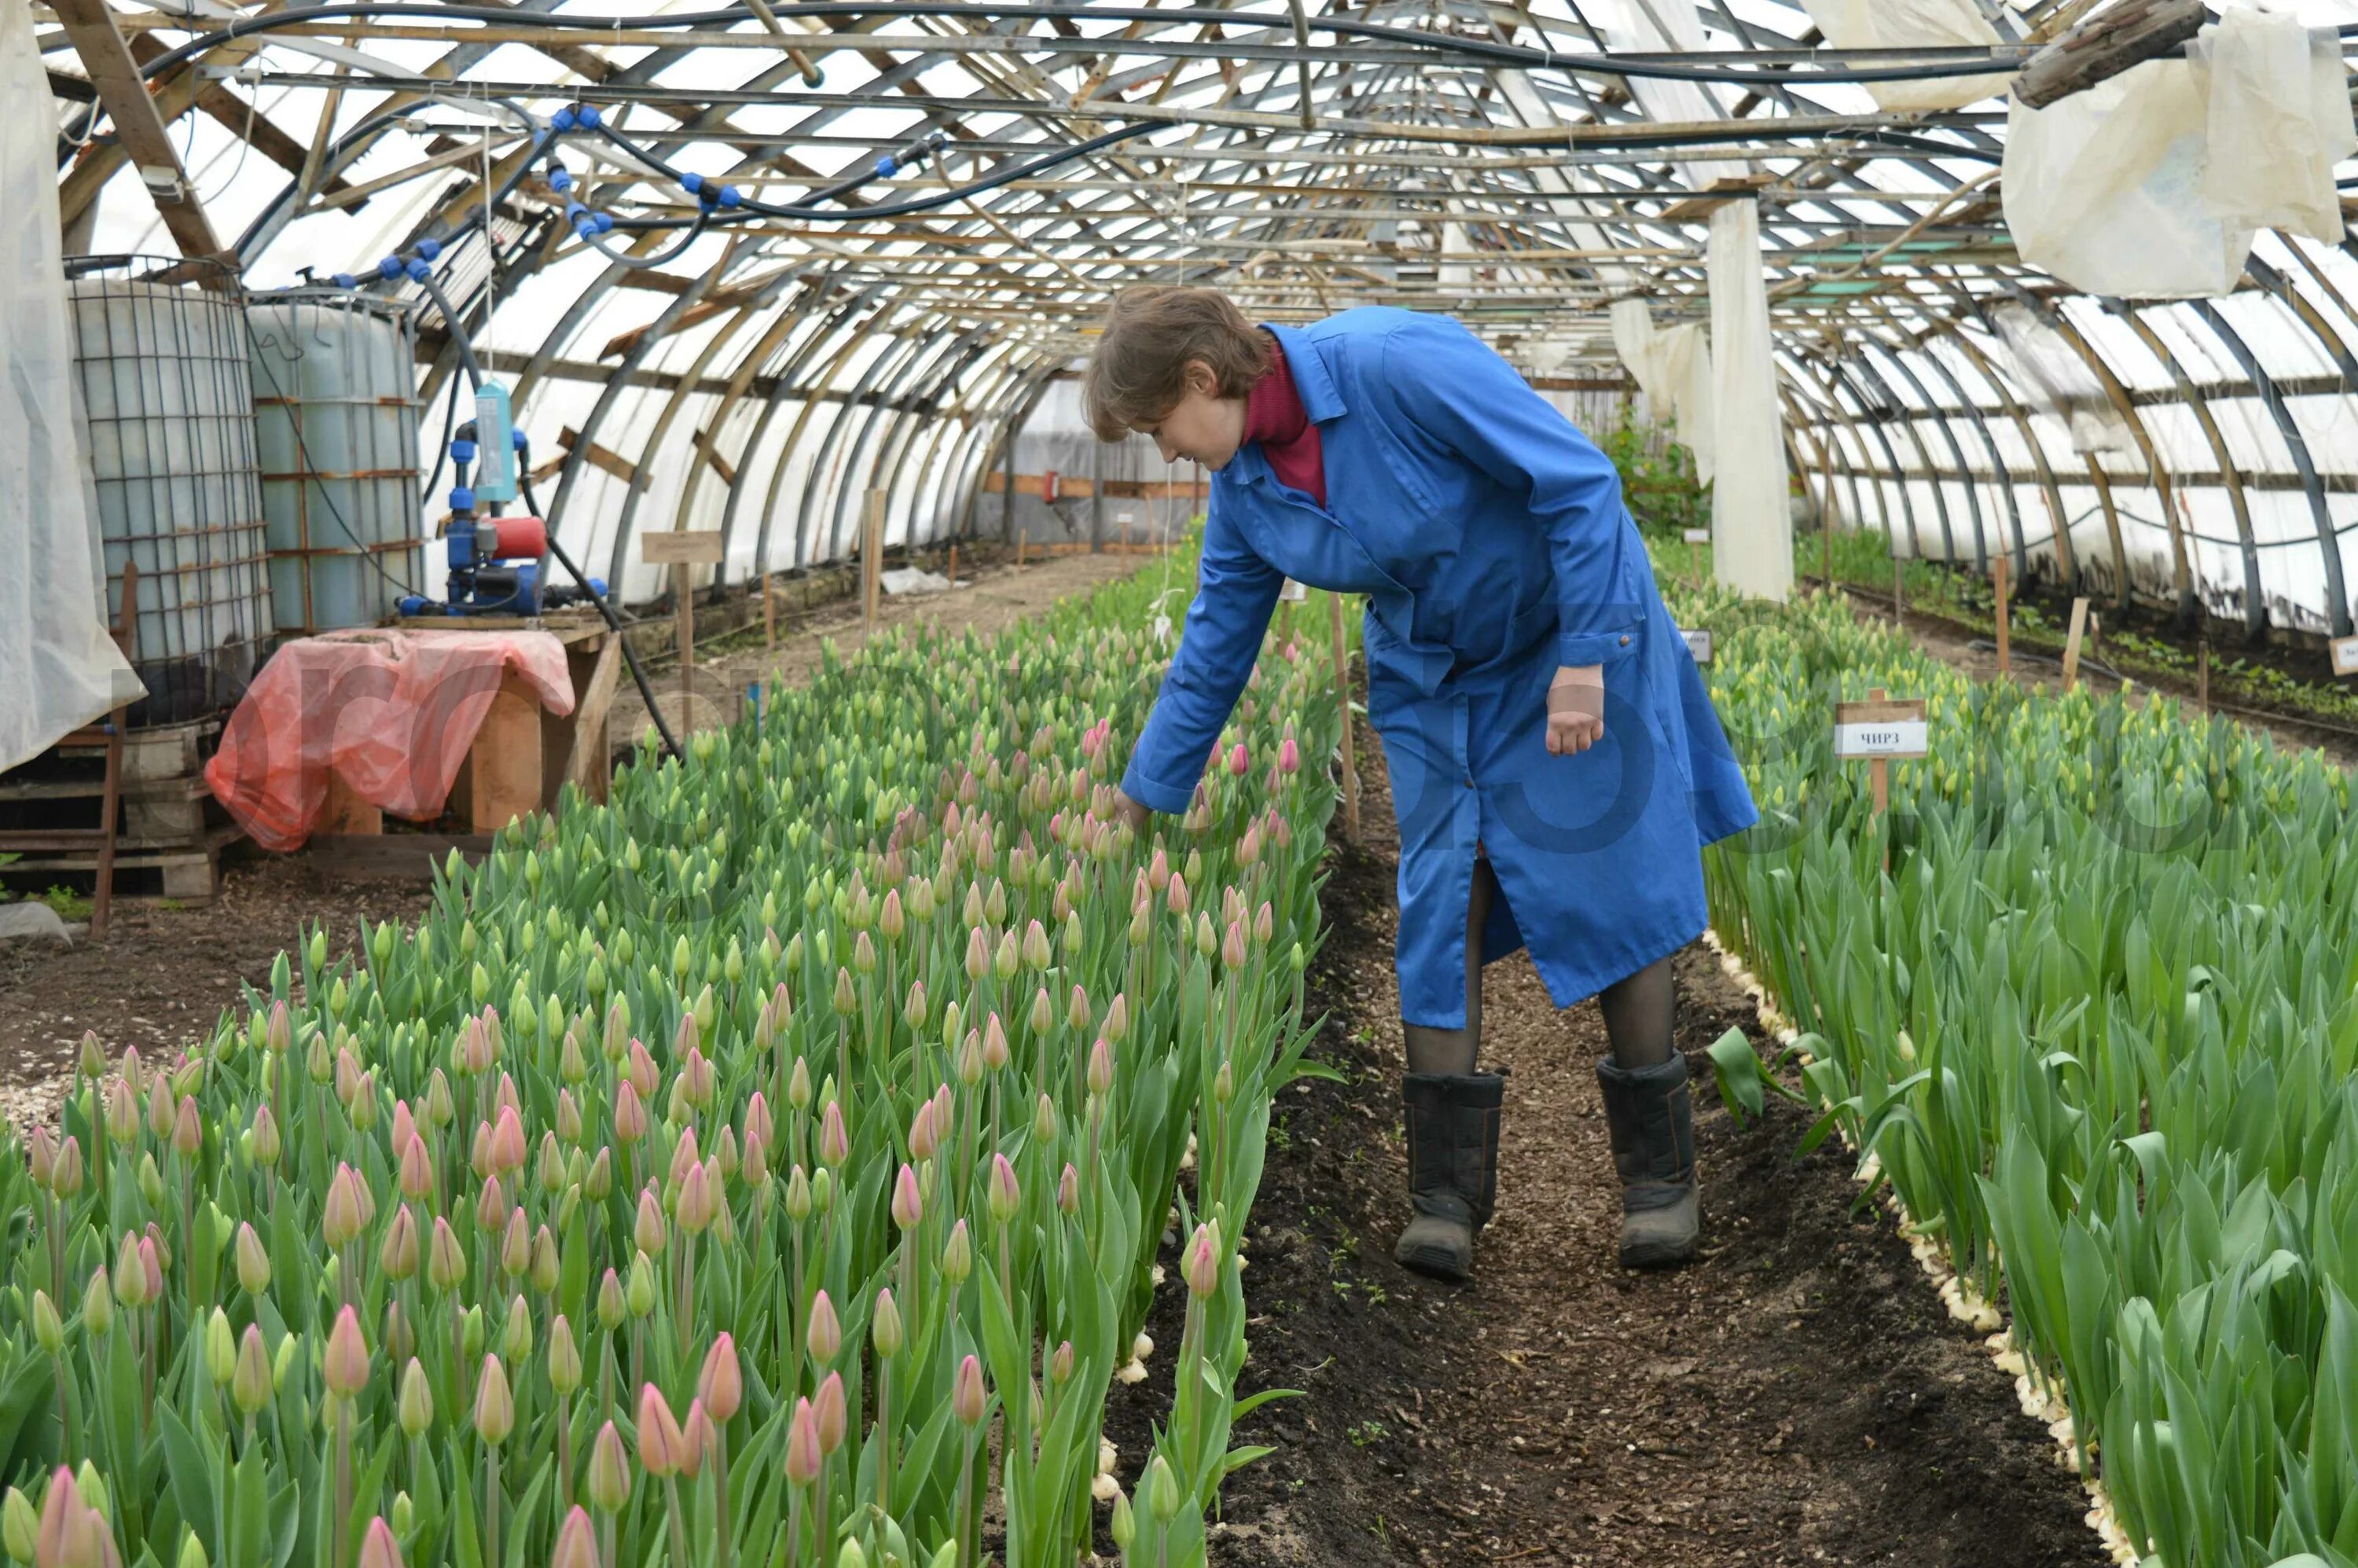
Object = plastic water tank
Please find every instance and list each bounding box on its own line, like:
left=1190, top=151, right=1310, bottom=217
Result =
left=246, top=290, right=424, bottom=633
left=65, top=256, right=272, bottom=727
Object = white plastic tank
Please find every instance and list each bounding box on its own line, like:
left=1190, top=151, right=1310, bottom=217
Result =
left=246, top=289, right=424, bottom=633
left=65, top=255, right=272, bottom=726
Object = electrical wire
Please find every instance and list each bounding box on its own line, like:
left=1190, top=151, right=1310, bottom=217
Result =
left=516, top=464, right=685, bottom=763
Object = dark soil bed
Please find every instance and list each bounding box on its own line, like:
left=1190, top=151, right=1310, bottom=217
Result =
left=1104, top=705, right=2106, bottom=1568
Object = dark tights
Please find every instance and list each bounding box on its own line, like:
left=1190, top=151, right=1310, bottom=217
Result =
left=1401, top=857, right=1677, bottom=1077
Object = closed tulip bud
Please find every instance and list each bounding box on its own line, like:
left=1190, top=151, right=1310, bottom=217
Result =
left=831, top=967, right=856, bottom=1018
left=111, top=1233, right=146, bottom=1309
left=635, top=1384, right=685, bottom=1478
left=1222, top=920, right=1247, bottom=969
left=678, top=1397, right=714, bottom=1480
left=30, top=1293, right=61, bottom=1357
left=50, top=1139, right=83, bottom=1201
left=982, top=1014, right=1010, bottom=1071
left=595, top=1269, right=626, bottom=1331
left=1027, top=986, right=1052, bottom=1037
left=3, top=1486, right=33, bottom=1564
left=683, top=1048, right=716, bottom=1111
left=1111, top=1489, right=1136, bottom=1551
left=391, top=1133, right=432, bottom=1203
left=1228, top=741, right=1249, bottom=777
left=501, top=1294, right=534, bottom=1363
left=784, top=1399, right=821, bottom=1488
left=138, top=1233, right=164, bottom=1303
left=1278, top=733, right=1301, bottom=775
left=987, top=1154, right=1021, bottom=1225
left=1088, top=1038, right=1115, bottom=1098
left=891, top=1164, right=923, bottom=1231
left=387, top=1357, right=430, bottom=1438
left=836, top=1542, right=866, bottom=1568
left=334, top=1046, right=362, bottom=1108
left=1166, top=872, right=1190, bottom=919
left=587, top=1422, right=631, bottom=1513
left=1214, top=1059, right=1234, bottom=1106
left=957, top=1030, right=984, bottom=1087
left=1148, top=1454, right=1181, bottom=1522
left=493, top=1209, right=527, bottom=1280
left=321, top=1165, right=365, bottom=1248
left=784, top=1166, right=813, bottom=1223
left=34, top=1471, right=83, bottom=1568
left=1184, top=1221, right=1221, bottom=1298
left=626, top=1254, right=656, bottom=1319
left=203, top=1307, right=235, bottom=1386
left=531, top=1226, right=560, bottom=1294
left=908, top=1100, right=939, bottom=1162
left=803, top=1096, right=842, bottom=1166
left=104, top=1081, right=136, bottom=1146
left=144, top=1077, right=174, bottom=1142
left=323, top=1305, right=370, bottom=1398
left=1021, top=919, right=1051, bottom=972
left=676, top=1161, right=716, bottom=1236
left=549, top=1507, right=597, bottom=1568
left=634, top=1188, right=667, bottom=1256
left=940, top=1218, right=972, bottom=1284
left=612, top=1081, right=646, bottom=1148
left=428, top=1215, right=467, bottom=1292
left=222, top=1325, right=270, bottom=1416
left=1033, top=1092, right=1057, bottom=1144
left=221, top=1224, right=268, bottom=1299
left=473, top=1354, right=513, bottom=1446
left=80, top=1270, right=112, bottom=1339
left=1058, top=1163, right=1080, bottom=1215
left=1104, top=993, right=1129, bottom=1044
left=871, top=1289, right=904, bottom=1358
left=696, top=1333, right=740, bottom=1423
left=307, top=1034, right=335, bottom=1088
left=787, top=1056, right=813, bottom=1112
left=424, top=1070, right=455, bottom=1130
left=667, top=1126, right=702, bottom=1194
left=806, top=1290, right=842, bottom=1362
left=992, top=930, right=1020, bottom=983
left=952, top=1355, right=986, bottom=1427
left=1051, top=1339, right=1074, bottom=1386
left=377, top=1206, right=418, bottom=1281
left=814, top=1371, right=846, bottom=1454
left=582, top=1146, right=612, bottom=1202
left=353, top=1072, right=383, bottom=1129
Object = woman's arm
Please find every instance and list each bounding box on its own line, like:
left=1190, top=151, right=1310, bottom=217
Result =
left=1118, top=498, right=1285, bottom=818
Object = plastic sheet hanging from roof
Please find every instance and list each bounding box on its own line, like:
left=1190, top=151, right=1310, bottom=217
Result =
left=1583, top=0, right=1743, bottom=189
left=0, top=0, right=143, bottom=773
left=1984, top=302, right=2137, bottom=455
left=1708, top=200, right=1793, bottom=603
left=2193, top=7, right=2356, bottom=244
left=1610, top=299, right=1715, bottom=481
left=1796, top=0, right=2009, bottom=112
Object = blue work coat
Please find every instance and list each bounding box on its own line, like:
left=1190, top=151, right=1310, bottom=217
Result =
left=1121, top=309, right=1758, bottom=1027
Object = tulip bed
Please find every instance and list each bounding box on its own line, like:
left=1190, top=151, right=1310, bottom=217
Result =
left=0, top=556, right=1346, bottom=1568
left=1680, top=575, right=2358, bottom=1568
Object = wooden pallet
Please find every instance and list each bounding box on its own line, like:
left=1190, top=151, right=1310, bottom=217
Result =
left=0, top=714, right=239, bottom=905
left=0, top=823, right=241, bottom=903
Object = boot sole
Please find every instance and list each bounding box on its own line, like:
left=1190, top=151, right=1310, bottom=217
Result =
left=1395, top=1239, right=1473, bottom=1281
left=1619, top=1236, right=1697, bottom=1270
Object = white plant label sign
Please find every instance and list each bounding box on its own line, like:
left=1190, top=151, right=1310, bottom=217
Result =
left=1834, top=697, right=1930, bottom=759
left=1683, top=527, right=1711, bottom=545
left=2333, top=634, right=2358, bottom=678
left=1680, top=627, right=1714, bottom=664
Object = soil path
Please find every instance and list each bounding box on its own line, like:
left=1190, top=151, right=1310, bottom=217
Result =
left=1104, top=700, right=2107, bottom=1568
left=0, top=552, right=1150, bottom=1130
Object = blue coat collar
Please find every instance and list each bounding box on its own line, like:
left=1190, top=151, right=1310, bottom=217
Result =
left=1259, top=322, right=1346, bottom=424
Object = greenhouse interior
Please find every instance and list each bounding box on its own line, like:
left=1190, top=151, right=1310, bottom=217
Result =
left=7, top=1, right=2358, bottom=1565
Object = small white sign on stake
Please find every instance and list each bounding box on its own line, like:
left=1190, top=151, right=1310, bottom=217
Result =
left=1279, top=578, right=1309, bottom=602
left=1682, top=527, right=1711, bottom=545
left=1833, top=698, right=1930, bottom=760
left=2333, top=634, right=2358, bottom=679
left=1680, top=627, right=1714, bottom=664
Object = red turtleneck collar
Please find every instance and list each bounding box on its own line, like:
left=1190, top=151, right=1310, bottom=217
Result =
left=1243, top=331, right=1326, bottom=506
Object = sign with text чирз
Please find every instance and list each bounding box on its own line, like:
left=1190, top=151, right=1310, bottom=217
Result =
left=1833, top=697, right=1929, bottom=760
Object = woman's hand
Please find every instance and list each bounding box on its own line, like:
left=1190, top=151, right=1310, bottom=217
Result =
left=1546, top=665, right=1605, bottom=755
left=1113, top=789, right=1152, bottom=833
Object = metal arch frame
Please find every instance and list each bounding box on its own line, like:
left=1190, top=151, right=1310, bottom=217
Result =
left=793, top=328, right=935, bottom=571
left=1930, top=318, right=2074, bottom=588
left=865, top=334, right=995, bottom=553
left=2098, top=299, right=2248, bottom=633
left=818, top=327, right=971, bottom=561
left=1780, top=354, right=1882, bottom=553
left=1875, top=310, right=2018, bottom=580
left=1802, top=352, right=1902, bottom=554
left=1822, top=354, right=1922, bottom=562
left=1861, top=336, right=1976, bottom=573
left=756, top=303, right=909, bottom=577
left=2191, top=299, right=2353, bottom=641
left=2242, top=255, right=2358, bottom=639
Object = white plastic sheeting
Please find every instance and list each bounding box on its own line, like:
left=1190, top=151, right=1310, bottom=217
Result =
left=1583, top=0, right=1742, bottom=189
left=1708, top=200, right=1793, bottom=603
left=1797, top=0, right=2007, bottom=112
left=2004, top=10, right=2353, bottom=299
left=2195, top=8, right=2356, bottom=243
left=1610, top=299, right=1715, bottom=479
left=1, top=1, right=141, bottom=773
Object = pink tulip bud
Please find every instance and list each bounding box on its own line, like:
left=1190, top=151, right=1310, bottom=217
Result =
left=676, top=1160, right=716, bottom=1237
left=476, top=1173, right=508, bottom=1236
left=390, top=1100, right=417, bottom=1156
left=988, top=1154, right=1021, bottom=1225
left=1088, top=1038, right=1115, bottom=1098
left=166, top=1100, right=200, bottom=1158
left=698, top=1333, right=741, bottom=1423
left=982, top=1015, right=1010, bottom=1071
left=908, top=1100, right=939, bottom=1162
left=1222, top=920, right=1248, bottom=969
left=1184, top=1221, right=1221, bottom=1298
left=819, top=1102, right=850, bottom=1168
left=681, top=1047, right=715, bottom=1111
left=1058, top=1162, right=1081, bottom=1214
left=679, top=1397, right=714, bottom=1480
left=321, top=1165, right=366, bottom=1248
left=784, top=1398, right=822, bottom=1487
left=1278, top=733, right=1301, bottom=775
left=489, top=1107, right=527, bottom=1175
left=1228, top=742, right=1249, bottom=777
left=814, top=1371, right=847, bottom=1455
left=549, top=1507, right=597, bottom=1568
left=744, top=1092, right=773, bottom=1151
left=637, top=1383, right=688, bottom=1478
left=356, top=1515, right=404, bottom=1568
left=668, top=1126, right=703, bottom=1194
left=806, top=1289, right=842, bottom=1362
left=323, top=1304, right=370, bottom=1397
left=380, top=1205, right=420, bottom=1281
left=1166, top=873, right=1190, bottom=918
left=428, top=1215, right=466, bottom=1291
left=612, top=1081, right=646, bottom=1145
left=500, top=1209, right=531, bottom=1279
left=1256, top=900, right=1275, bottom=944
left=468, top=1122, right=494, bottom=1182
left=587, top=1422, right=632, bottom=1513
left=634, top=1187, right=667, bottom=1257
left=626, top=1039, right=659, bottom=1102
left=953, top=1355, right=987, bottom=1427
left=891, top=1164, right=923, bottom=1232
left=49, top=1137, right=83, bottom=1200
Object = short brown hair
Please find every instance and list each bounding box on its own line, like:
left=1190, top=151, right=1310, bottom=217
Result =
left=1082, top=286, right=1272, bottom=441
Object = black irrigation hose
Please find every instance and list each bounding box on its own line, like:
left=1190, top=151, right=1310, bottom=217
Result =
left=518, top=468, right=686, bottom=765
left=123, top=2, right=2051, bottom=91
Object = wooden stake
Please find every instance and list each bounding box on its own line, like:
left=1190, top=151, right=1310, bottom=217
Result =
left=862, top=489, right=886, bottom=630
left=1893, top=543, right=1905, bottom=621
left=1993, top=556, right=2011, bottom=678
left=1328, top=592, right=1361, bottom=844
left=1016, top=530, right=1027, bottom=570
left=2062, top=597, right=2091, bottom=690
left=2198, top=639, right=2210, bottom=715
left=1867, top=684, right=1890, bottom=875
left=947, top=542, right=958, bottom=587
left=675, top=562, right=695, bottom=728
left=1819, top=434, right=1836, bottom=589
left=762, top=570, right=776, bottom=650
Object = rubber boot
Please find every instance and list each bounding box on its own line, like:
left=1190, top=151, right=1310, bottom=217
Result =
left=1595, top=1054, right=1699, bottom=1269
left=1394, top=1071, right=1505, bottom=1281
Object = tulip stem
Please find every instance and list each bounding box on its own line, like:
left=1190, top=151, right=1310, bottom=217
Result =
left=557, top=1390, right=574, bottom=1509
left=953, top=1427, right=978, bottom=1568
left=485, top=1444, right=501, bottom=1568
left=333, top=1398, right=354, bottom=1568
left=875, top=1358, right=893, bottom=1529
left=712, top=1427, right=733, bottom=1568
left=663, top=1475, right=691, bottom=1568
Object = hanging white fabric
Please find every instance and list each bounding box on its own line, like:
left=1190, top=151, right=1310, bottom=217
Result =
left=0, top=0, right=142, bottom=774
left=1706, top=199, right=1793, bottom=603
left=1610, top=299, right=1715, bottom=479
left=1797, top=0, right=2008, bottom=112
left=1985, top=303, right=2136, bottom=456
left=2195, top=6, right=2355, bottom=243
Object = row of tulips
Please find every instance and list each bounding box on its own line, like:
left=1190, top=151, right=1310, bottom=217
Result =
left=1679, top=571, right=2358, bottom=1568
left=0, top=556, right=1348, bottom=1568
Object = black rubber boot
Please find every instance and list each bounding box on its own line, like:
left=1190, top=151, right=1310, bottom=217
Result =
left=1595, top=1055, right=1699, bottom=1269
left=1394, top=1071, right=1505, bottom=1281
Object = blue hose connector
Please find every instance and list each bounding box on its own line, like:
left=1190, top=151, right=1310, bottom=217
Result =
left=551, top=105, right=576, bottom=131
left=718, top=185, right=741, bottom=208
left=681, top=171, right=704, bottom=195
left=593, top=212, right=615, bottom=233
left=577, top=105, right=602, bottom=127
left=549, top=166, right=571, bottom=193
left=332, top=273, right=358, bottom=288
left=376, top=256, right=403, bottom=280
left=876, top=155, right=898, bottom=178
left=449, top=486, right=476, bottom=513
left=404, top=258, right=432, bottom=283
left=416, top=237, right=441, bottom=261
